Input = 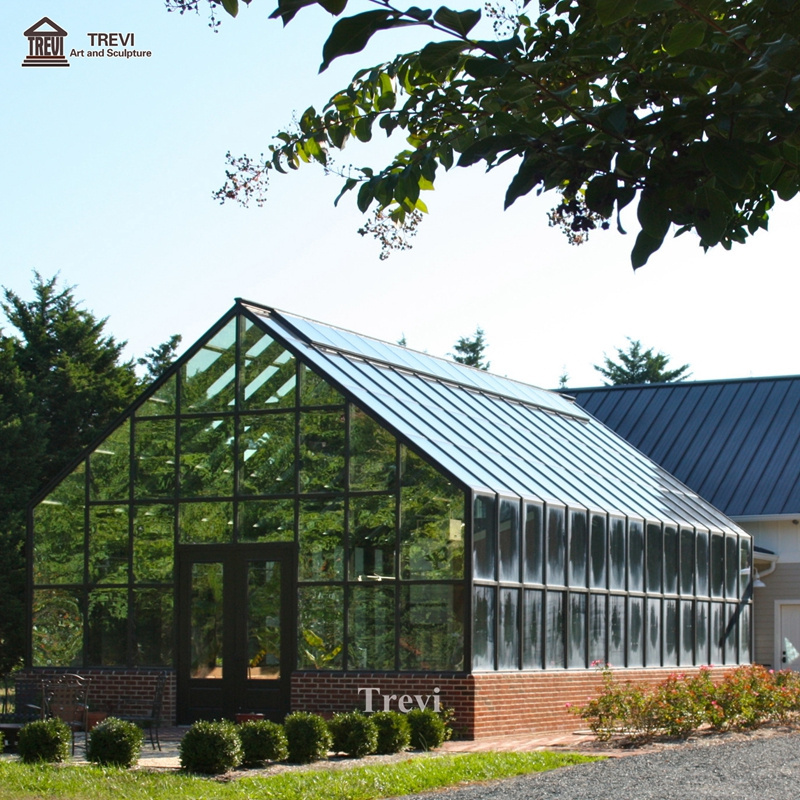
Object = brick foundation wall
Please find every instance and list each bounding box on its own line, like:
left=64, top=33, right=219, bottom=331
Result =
left=15, top=668, right=176, bottom=726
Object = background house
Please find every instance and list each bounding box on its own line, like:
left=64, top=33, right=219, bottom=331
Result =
left=25, top=302, right=752, bottom=736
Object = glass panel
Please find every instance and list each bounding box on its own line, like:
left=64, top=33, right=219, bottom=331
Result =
left=32, top=589, right=83, bottom=667
left=664, top=599, right=678, bottom=666
left=248, top=561, right=282, bottom=679
left=696, top=601, right=709, bottom=665
left=179, top=501, right=234, bottom=544
left=298, top=585, right=343, bottom=669
left=710, top=534, right=724, bottom=598
left=696, top=530, right=709, bottom=596
left=628, top=519, right=644, bottom=593
left=499, top=500, right=520, bottom=583
left=298, top=498, right=344, bottom=580
left=89, top=506, right=129, bottom=584
left=348, top=584, right=395, bottom=670
left=89, top=421, right=130, bottom=501
left=400, top=584, right=464, bottom=671
left=299, top=411, right=345, bottom=492
left=241, top=323, right=297, bottom=409
left=400, top=449, right=464, bottom=580
left=569, top=592, right=587, bottom=668
left=239, top=499, right=294, bottom=543
left=589, top=594, right=606, bottom=666
left=608, top=595, right=625, bottom=667
left=523, top=589, right=543, bottom=669
left=680, top=600, right=695, bottom=666
left=179, top=417, right=234, bottom=498
left=473, top=586, right=496, bottom=670
left=547, top=507, right=566, bottom=586
left=740, top=604, right=751, bottom=663
left=524, top=503, right=543, bottom=584
left=545, top=591, right=565, bottom=668
left=350, top=407, right=397, bottom=492
left=589, top=514, right=607, bottom=590
left=136, top=373, right=177, bottom=416
left=680, top=529, right=695, bottom=595
left=628, top=597, right=644, bottom=668
left=350, top=494, right=396, bottom=579
left=473, top=495, right=496, bottom=581
left=646, top=597, right=661, bottom=667
left=663, top=526, right=678, bottom=595
left=569, top=511, right=588, bottom=588
left=646, top=523, right=662, bottom=594
left=134, top=418, right=176, bottom=499
left=133, top=505, right=174, bottom=582
left=87, top=589, right=128, bottom=666
left=498, top=588, right=519, bottom=669
left=740, top=537, right=752, bottom=595
left=239, top=413, right=296, bottom=495
left=181, top=318, right=237, bottom=413
left=726, top=604, right=738, bottom=664
left=299, top=363, right=343, bottom=406
left=710, top=602, right=725, bottom=664
left=190, top=562, right=224, bottom=678
left=133, top=589, right=173, bottom=666
left=609, top=517, right=626, bottom=591
left=725, top=536, right=738, bottom=598
left=33, top=482, right=85, bottom=585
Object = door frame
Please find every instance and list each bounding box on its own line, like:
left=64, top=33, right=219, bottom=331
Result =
left=176, top=542, right=296, bottom=723
left=774, top=600, right=800, bottom=671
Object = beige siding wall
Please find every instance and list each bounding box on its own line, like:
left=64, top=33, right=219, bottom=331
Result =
left=752, top=562, right=800, bottom=668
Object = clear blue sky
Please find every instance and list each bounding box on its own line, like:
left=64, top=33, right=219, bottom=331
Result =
left=3, top=0, right=798, bottom=389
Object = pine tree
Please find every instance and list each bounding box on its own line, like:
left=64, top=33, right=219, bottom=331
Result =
left=452, top=327, right=490, bottom=371
left=595, top=339, right=691, bottom=386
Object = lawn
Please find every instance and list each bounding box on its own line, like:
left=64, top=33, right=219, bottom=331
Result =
left=0, top=751, right=599, bottom=800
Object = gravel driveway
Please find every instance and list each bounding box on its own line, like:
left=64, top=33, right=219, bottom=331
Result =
left=396, top=732, right=800, bottom=800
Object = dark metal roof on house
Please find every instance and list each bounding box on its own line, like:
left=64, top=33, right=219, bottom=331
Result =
left=567, top=376, right=800, bottom=518
left=242, top=301, right=743, bottom=534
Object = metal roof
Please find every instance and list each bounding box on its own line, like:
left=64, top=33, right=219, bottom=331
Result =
left=241, top=302, right=743, bottom=534
left=567, top=376, right=800, bottom=518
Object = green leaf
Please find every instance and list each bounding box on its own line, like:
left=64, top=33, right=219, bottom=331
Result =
left=464, top=56, right=511, bottom=79
left=221, top=0, right=239, bottom=16
left=693, top=185, right=733, bottom=246
left=585, top=174, right=616, bottom=217
left=355, top=117, right=373, bottom=142
left=357, top=181, right=374, bottom=212
left=318, top=0, right=348, bottom=14
left=406, top=6, right=433, bottom=20
left=596, top=0, right=635, bottom=26
left=269, top=0, right=320, bottom=25
left=631, top=229, right=665, bottom=269
left=634, top=0, right=676, bottom=13
left=320, top=11, right=410, bottom=72
left=419, top=40, right=467, bottom=71
left=702, top=141, right=750, bottom=189
left=334, top=178, right=358, bottom=206
left=433, top=7, right=481, bottom=36
left=504, top=155, right=544, bottom=208
left=457, top=134, right=523, bottom=167
left=637, top=189, right=670, bottom=239
left=664, top=21, right=706, bottom=57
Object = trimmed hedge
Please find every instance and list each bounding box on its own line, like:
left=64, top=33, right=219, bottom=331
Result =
left=238, top=719, right=288, bottom=766
left=17, top=718, right=71, bottom=764
left=179, top=720, right=243, bottom=774
left=328, top=711, right=377, bottom=758
left=284, top=711, right=332, bottom=764
left=406, top=708, right=447, bottom=751
left=87, top=717, right=144, bottom=768
left=372, top=710, right=410, bottom=754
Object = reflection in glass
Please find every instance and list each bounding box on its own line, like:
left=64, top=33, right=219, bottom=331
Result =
left=569, top=511, right=588, bottom=588
left=241, top=324, right=296, bottom=409
left=134, top=418, right=176, bottom=498
left=179, top=417, right=234, bottom=498
left=569, top=593, right=587, bottom=668
left=240, top=499, right=295, bottom=542
left=646, top=598, right=661, bottom=666
left=710, top=603, right=725, bottom=664
left=499, top=501, right=520, bottom=583
left=523, top=589, right=543, bottom=668
left=609, top=517, right=626, bottom=591
left=133, top=589, right=173, bottom=666
left=90, top=422, right=130, bottom=501
left=133, top=505, right=174, bottom=583
left=298, top=585, right=343, bottom=669
left=400, top=584, right=464, bottom=671
left=190, top=562, right=224, bottom=678
left=33, top=493, right=85, bottom=585
left=473, top=586, right=495, bottom=669
left=726, top=604, right=738, bottom=664
left=351, top=494, right=395, bottom=579
left=696, top=531, right=709, bottom=596
left=710, top=534, right=725, bottom=598
left=740, top=537, right=752, bottom=595
left=547, top=507, right=566, bottom=586
left=628, top=597, right=643, bottom=667
left=546, top=591, right=565, bottom=668
left=348, top=584, right=395, bottom=670
left=298, top=498, right=344, bottom=580
left=299, top=411, right=345, bottom=492
left=696, top=601, right=709, bottom=665
left=664, top=599, right=678, bottom=666
left=680, top=528, right=695, bottom=595
left=87, top=589, right=128, bottom=666
left=89, top=506, right=129, bottom=584
left=740, top=604, right=751, bottom=662
left=350, top=407, right=396, bottom=491
left=32, top=589, right=83, bottom=667
left=608, top=595, right=625, bottom=667
left=681, top=600, right=695, bottom=665
left=589, top=594, right=606, bottom=666
left=725, top=536, right=738, bottom=598
left=179, top=502, right=234, bottom=544
left=248, top=561, right=282, bottom=679
left=664, top=526, right=678, bottom=595
left=300, top=363, right=343, bottom=406
left=498, top=588, right=519, bottom=669
left=628, top=520, right=644, bottom=593
left=181, top=318, right=237, bottom=413
left=473, top=496, right=496, bottom=581
left=590, top=514, right=606, bottom=589
left=135, top=374, right=177, bottom=417
left=239, top=413, right=295, bottom=494
left=524, top=504, right=543, bottom=584
left=646, top=523, right=662, bottom=594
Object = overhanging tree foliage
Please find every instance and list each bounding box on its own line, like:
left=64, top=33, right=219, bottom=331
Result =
left=595, top=337, right=691, bottom=384
left=451, top=326, right=490, bottom=369
left=170, top=0, right=800, bottom=267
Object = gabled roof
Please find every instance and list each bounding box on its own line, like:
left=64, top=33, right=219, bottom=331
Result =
left=243, top=302, right=742, bottom=533
left=24, top=17, right=68, bottom=37
left=567, top=376, right=800, bottom=518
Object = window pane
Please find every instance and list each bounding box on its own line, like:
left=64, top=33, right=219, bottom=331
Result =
left=400, top=584, right=464, bottom=671
left=680, top=600, right=695, bottom=666
left=725, top=536, right=738, bottom=598
left=609, top=517, right=626, bottom=591
left=523, top=589, right=543, bottom=669
left=32, top=589, right=83, bottom=667
left=710, top=534, right=724, bottom=598
left=569, top=593, right=587, bottom=669
left=348, top=584, right=395, bottom=670
left=547, top=507, right=566, bottom=587
left=133, top=505, right=174, bottom=583
left=181, top=318, right=237, bottom=413
left=680, top=528, right=695, bottom=595
left=696, top=601, right=709, bottom=665
left=179, top=417, right=234, bottom=498
left=740, top=604, right=751, bottom=663
left=350, top=407, right=396, bottom=492
left=545, top=591, right=565, bottom=668
left=298, top=498, right=344, bottom=581
left=248, top=561, right=282, bottom=679
left=350, top=494, right=396, bottom=579
left=628, top=597, right=644, bottom=668
left=473, top=586, right=496, bottom=670
left=628, top=520, right=644, bottom=593
left=646, top=523, right=662, bottom=594
left=190, top=562, right=223, bottom=678
left=133, top=589, right=173, bottom=666
left=299, top=411, right=345, bottom=492
left=696, top=530, right=709, bottom=596
left=499, top=500, right=520, bottom=583
left=589, top=514, right=607, bottom=590
left=589, top=594, right=606, bottom=666
left=89, top=506, right=129, bottom=584
left=300, top=363, right=343, bottom=406
left=498, top=588, right=519, bottom=669
left=664, top=599, right=678, bottom=666
left=726, top=604, right=738, bottom=664
left=646, top=597, right=661, bottom=667
left=608, top=595, right=625, bottom=667
left=239, top=413, right=295, bottom=495
left=179, top=501, right=234, bottom=544
left=663, top=526, right=678, bottom=595
left=298, top=585, right=343, bottom=669
left=473, top=496, right=496, bottom=581
left=239, top=499, right=294, bottom=543
left=136, top=374, right=177, bottom=417
left=87, top=589, right=128, bottom=666
left=134, top=418, right=176, bottom=499
left=241, top=323, right=297, bottom=410
left=740, top=537, right=752, bottom=594
left=569, top=511, right=588, bottom=588
left=33, top=481, right=85, bottom=585
left=710, top=602, right=725, bottom=664
left=89, top=421, right=130, bottom=501
left=524, top=504, right=543, bottom=584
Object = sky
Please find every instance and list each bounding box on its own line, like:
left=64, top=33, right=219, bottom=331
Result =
left=2, top=0, right=799, bottom=391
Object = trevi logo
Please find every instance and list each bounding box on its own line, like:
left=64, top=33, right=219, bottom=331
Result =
left=22, top=17, right=70, bottom=67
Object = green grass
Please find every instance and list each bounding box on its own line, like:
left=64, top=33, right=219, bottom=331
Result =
left=0, top=751, right=599, bottom=800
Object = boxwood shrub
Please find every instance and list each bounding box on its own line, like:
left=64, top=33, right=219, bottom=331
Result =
left=406, top=708, right=447, bottom=750
left=238, top=719, right=288, bottom=766
left=17, top=718, right=71, bottom=763
left=328, top=711, right=377, bottom=758
left=179, top=720, right=243, bottom=774
left=284, top=711, right=332, bottom=764
left=372, top=710, right=411, bottom=754
left=87, top=717, right=144, bottom=768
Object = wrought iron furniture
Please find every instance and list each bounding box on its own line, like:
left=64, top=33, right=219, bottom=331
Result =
left=41, top=674, right=90, bottom=754
left=118, top=671, right=167, bottom=751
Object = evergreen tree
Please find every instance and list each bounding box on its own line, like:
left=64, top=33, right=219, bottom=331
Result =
left=451, top=327, right=490, bottom=371
left=595, top=339, right=691, bottom=385
left=138, top=334, right=183, bottom=381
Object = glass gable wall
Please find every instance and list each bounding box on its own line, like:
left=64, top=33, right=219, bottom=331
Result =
left=30, top=312, right=466, bottom=672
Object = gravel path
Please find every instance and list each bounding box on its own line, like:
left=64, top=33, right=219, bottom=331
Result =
left=395, top=732, right=800, bottom=800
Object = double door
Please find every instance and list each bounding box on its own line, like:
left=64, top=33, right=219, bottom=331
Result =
left=177, top=544, right=294, bottom=722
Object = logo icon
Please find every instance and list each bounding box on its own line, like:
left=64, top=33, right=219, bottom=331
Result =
left=22, top=17, right=69, bottom=68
